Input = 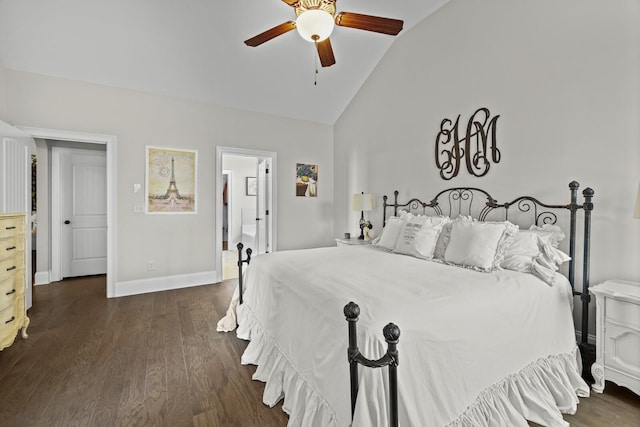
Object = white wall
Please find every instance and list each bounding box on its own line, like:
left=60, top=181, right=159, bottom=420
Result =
left=334, top=0, right=640, bottom=331
left=222, top=154, right=257, bottom=246
left=4, top=70, right=334, bottom=291
left=0, top=59, right=7, bottom=118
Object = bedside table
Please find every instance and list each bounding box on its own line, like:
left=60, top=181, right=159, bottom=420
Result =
left=590, top=280, right=640, bottom=396
left=335, top=238, right=372, bottom=247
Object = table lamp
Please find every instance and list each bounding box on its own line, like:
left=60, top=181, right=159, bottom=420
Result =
left=352, top=192, right=374, bottom=240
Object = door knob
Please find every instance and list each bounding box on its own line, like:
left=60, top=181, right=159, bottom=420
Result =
left=64, top=220, right=71, bottom=224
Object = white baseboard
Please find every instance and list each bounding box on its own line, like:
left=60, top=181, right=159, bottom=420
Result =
left=114, top=270, right=218, bottom=297
left=575, top=330, right=596, bottom=346
left=34, top=271, right=50, bottom=285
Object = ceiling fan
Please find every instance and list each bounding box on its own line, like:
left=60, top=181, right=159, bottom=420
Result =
left=244, top=0, right=404, bottom=67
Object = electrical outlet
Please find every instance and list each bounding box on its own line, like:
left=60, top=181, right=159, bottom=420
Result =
left=134, top=204, right=144, bottom=213
left=147, top=260, right=156, bottom=271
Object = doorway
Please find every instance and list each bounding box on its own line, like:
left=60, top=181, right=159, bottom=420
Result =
left=19, top=127, right=117, bottom=298
left=215, top=147, right=277, bottom=283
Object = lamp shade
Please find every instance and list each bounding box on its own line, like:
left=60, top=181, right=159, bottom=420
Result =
left=352, top=193, right=375, bottom=212
left=634, top=183, right=640, bottom=219
left=296, top=9, right=335, bottom=42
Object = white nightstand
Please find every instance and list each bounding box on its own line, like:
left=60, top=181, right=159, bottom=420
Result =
left=335, top=238, right=372, bottom=247
left=590, top=280, right=640, bottom=396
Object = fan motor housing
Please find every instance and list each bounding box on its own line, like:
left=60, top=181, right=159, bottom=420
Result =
left=295, top=0, right=337, bottom=17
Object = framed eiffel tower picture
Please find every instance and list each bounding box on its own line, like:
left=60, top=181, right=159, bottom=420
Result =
left=145, top=146, right=198, bottom=214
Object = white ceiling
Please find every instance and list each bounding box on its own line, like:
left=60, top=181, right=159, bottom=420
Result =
left=0, top=0, right=447, bottom=124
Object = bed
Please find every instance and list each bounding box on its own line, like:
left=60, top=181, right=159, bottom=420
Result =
left=218, top=182, right=594, bottom=427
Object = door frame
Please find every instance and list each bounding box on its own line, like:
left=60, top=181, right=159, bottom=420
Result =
left=215, top=146, right=277, bottom=283
left=18, top=127, right=117, bottom=298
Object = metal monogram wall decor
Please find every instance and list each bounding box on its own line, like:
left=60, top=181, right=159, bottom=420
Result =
left=435, top=107, right=501, bottom=180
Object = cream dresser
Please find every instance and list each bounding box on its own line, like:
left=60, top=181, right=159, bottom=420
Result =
left=0, top=212, right=29, bottom=351
left=590, top=280, right=640, bottom=396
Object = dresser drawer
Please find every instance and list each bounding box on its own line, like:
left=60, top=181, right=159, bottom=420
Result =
left=604, top=322, right=640, bottom=377
left=0, top=217, right=25, bottom=239
left=0, top=236, right=24, bottom=260
left=606, top=298, right=640, bottom=327
left=0, top=275, right=24, bottom=311
left=0, top=301, right=22, bottom=342
left=0, top=256, right=24, bottom=277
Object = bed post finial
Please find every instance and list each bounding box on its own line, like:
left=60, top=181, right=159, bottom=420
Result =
left=344, top=301, right=360, bottom=320
left=383, top=323, right=401, bottom=343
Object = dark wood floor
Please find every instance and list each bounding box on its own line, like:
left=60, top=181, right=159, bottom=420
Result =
left=0, top=276, right=638, bottom=427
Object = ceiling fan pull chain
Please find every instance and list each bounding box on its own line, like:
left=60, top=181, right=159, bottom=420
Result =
left=314, top=41, right=319, bottom=86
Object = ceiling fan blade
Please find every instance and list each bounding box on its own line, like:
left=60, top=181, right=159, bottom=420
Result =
left=316, top=38, right=336, bottom=67
left=244, top=21, right=296, bottom=47
left=335, top=12, right=403, bottom=36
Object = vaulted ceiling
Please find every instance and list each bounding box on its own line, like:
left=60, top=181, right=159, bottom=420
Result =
left=0, top=0, right=447, bottom=124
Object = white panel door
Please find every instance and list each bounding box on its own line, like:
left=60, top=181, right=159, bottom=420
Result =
left=60, top=149, right=107, bottom=278
left=256, top=158, right=268, bottom=254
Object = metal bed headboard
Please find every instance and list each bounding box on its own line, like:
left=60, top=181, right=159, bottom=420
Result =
left=382, top=181, right=594, bottom=349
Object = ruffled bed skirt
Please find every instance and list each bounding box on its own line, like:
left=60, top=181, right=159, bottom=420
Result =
left=236, top=304, right=589, bottom=427
left=237, top=304, right=341, bottom=427
left=448, top=350, right=590, bottom=427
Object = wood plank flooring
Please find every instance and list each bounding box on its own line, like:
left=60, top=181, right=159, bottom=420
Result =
left=0, top=276, right=638, bottom=426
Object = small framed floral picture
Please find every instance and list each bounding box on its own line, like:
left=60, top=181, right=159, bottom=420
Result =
left=296, top=163, right=317, bottom=197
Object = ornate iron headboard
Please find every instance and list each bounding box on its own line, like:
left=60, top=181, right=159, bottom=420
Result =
left=382, top=181, right=594, bottom=352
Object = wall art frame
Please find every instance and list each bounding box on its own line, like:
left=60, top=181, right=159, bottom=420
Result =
left=246, top=176, right=257, bottom=196
left=296, top=163, right=318, bottom=197
left=145, top=146, right=198, bottom=214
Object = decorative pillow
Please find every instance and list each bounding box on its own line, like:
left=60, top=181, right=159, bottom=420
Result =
left=373, top=214, right=405, bottom=250
left=433, top=216, right=471, bottom=260
left=528, top=224, right=566, bottom=247
left=501, top=230, right=542, bottom=273
left=500, top=229, right=571, bottom=285
left=393, top=214, right=447, bottom=259
left=444, top=220, right=518, bottom=272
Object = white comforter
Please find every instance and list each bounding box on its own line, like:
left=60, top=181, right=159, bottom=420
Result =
left=229, top=245, right=589, bottom=426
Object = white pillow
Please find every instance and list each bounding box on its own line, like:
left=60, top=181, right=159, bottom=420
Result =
left=393, top=214, right=447, bottom=259
left=433, top=216, right=471, bottom=260
left=374, top=215, right=404, bottom=250
left=500, top=229, right=571, bottom=285
left=444, top=220, right=517, bottom=272
left=501, top=230, right=541, bottom=272
left=528, top=224, right=565, bottom=247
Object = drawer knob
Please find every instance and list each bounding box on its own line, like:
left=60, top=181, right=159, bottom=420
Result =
left=6, top=246, right=16, bottom=251
left=6, top=289, right=16, bottom=296
left=5, top=316, right=15, bottom=324
left=6, top=266, right=16, bottom=271
left=5, top=226, right=16, bottom=230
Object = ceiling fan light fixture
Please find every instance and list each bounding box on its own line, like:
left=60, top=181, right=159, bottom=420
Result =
left=296, top=9, right=335, bottom=42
